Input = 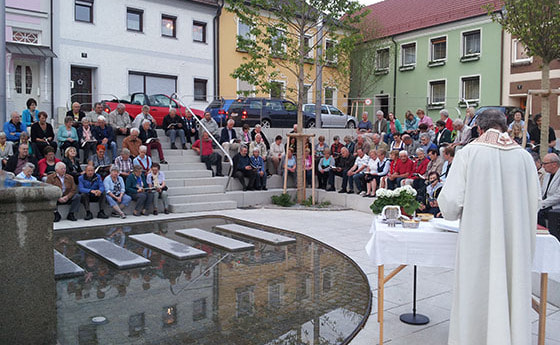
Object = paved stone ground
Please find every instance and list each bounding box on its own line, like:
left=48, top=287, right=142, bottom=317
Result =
left=55, top=208, right=560, bottom=344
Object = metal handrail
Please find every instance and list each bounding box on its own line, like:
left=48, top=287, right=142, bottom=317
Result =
left=66, top=93, right=120, bottom=111
left=177, top=96, right=234, bottom=190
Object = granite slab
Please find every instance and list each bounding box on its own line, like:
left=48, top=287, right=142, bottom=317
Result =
left=175, top=228, right=255, bottom=252
left=214, top=223, right=296, bottom=245
left=76, top=239, right=150, bottom=269
left=129, top=233, right=207, bottom=260
left=54, top=250, right=85, bottom=279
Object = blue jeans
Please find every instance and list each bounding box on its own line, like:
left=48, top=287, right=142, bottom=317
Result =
left=106, top=193, right=132, bottom=207
left=105, top=141, right=117, bottom=161
left=353, top=172, right=366, bottom=192
left=166, top=129, right=186, bottom=145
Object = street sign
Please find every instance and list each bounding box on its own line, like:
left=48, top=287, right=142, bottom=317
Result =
left=364, top=98, right=372, bottom=106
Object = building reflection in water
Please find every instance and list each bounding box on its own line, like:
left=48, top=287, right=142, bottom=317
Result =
left=55, top=217, right=370, bottom=345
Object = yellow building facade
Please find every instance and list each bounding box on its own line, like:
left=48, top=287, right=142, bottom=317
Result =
left=218, top=8, right=349, bottom=113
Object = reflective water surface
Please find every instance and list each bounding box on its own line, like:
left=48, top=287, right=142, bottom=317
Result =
left=54, top=216, right=371, bottom=345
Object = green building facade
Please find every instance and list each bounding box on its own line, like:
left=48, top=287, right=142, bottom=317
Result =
left=351, top=15, right=503, bottom=122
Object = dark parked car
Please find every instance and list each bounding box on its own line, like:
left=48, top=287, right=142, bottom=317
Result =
left=205, top=98, right=235, bottom=127
left=228, top=98, right=316, bottom=128
left=475, top=106, right=521, bottom=124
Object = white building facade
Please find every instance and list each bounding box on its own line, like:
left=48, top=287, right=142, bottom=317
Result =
left=52, top=0, right=218, bottom=119
left=5, top=0, right=56, bottom=117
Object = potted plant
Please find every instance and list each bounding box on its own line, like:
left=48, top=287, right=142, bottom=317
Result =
left=370, top=185, right=419, bottom=217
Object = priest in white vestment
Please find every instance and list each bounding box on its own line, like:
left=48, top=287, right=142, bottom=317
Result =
left=438, top=109, right=540, bottom=345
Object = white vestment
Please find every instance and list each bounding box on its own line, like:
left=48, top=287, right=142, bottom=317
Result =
left=438, top=129, right=540, bottom=345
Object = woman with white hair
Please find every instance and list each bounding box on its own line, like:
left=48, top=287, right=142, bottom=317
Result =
left=0, top=132, right=13, bottom=167
left=16, top=162, right=37, bottom=181
left=132, top=105, right=156, bottom=129
left=133, top=145, right=153, bottom=172
left=103, top=165, right=130, bottom=218
left=139, top=119, right=167, bottom=164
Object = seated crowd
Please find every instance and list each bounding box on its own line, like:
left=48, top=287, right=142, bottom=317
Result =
left=2, top=98, right=183, bottom=222
left=3, top=100, right=558, bottom=226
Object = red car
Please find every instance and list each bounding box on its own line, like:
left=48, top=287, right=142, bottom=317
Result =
left=102, top=93, right=204, bottom=126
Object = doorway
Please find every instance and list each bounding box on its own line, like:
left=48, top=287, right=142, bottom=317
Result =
left=12, top=59, right=40, bottom=112
left=375, top=95, right=390, bottom=119
left=71, top=66, right=93, bottom=112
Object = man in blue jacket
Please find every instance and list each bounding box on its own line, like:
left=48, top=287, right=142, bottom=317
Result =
left=4, top=111, right=26, bottom=142
left=79, top=164, right=109, bottom=220
left=92, top=116, right=117, bottom=160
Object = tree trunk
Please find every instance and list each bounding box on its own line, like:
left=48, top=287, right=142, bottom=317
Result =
left=540, top=61, right=551, bottom=159
left=296, top=30, right=306, bottom=203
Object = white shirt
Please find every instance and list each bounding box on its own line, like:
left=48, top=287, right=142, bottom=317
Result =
left=355, top=154, right=370, bottom=169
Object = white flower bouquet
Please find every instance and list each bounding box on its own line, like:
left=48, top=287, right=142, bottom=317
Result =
left=370, top=185, right=419, bottom=215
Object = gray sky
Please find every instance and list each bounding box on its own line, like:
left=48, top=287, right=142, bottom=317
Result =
left=358, top=0, right=383, bottom=5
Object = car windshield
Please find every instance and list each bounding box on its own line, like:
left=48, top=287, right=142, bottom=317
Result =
left=303, top=105, right=314, bottom=113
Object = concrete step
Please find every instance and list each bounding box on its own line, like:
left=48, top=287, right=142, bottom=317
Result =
left=169, top=192, right=228, bottom=204
left=164, top=170, right=213, bottom=179
left=169, top=200, right=237, bottom=213
left=166, top=176, right=227, bottom=187
left=175, top=228, right=255, bottom=252
left=160, top=149, right=200, bottom=157
left=167, top=185, right=225, bottom=196
left=160, top=162, right=207, bottom=171
left=161, top=155, right=204, bottom=163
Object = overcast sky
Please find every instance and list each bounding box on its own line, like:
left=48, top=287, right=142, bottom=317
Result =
left=358, top=0, right=383, bottom=6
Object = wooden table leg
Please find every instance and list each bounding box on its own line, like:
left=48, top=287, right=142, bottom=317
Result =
left=378, top=265, right=384, bottom=345
left=538, top=273, right=548, bottom=345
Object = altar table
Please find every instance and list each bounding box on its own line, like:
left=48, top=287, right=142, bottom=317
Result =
left=365, top=217, right=560, bottom=345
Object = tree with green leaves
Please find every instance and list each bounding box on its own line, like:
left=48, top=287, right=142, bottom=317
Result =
left=226, top=0, right=366, bottom=202
left=489, top=0, right=560, bottom=158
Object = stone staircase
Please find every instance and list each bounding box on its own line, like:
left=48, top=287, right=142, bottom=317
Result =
left=154, top=132, right=238, bottom=213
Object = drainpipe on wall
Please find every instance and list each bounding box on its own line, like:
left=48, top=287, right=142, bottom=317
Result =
left=213, top=0, right=224, bottom=99
left=50, top=0, right=55, bottom=117
left=499, top=27, right=504, bottom=105
left=391, top=36, right=398, bottom=115
left=0, top=0, right=6, bottom=124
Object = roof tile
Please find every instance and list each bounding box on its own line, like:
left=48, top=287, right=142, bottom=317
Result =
left=362, top=0, right=503, bottom=38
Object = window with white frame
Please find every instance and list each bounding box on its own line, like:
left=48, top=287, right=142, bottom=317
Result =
left=430, top=37, right=446, bottom=61
left=193, top=21, right=206, bottom=43
left=75, top=0, right=93, bottom=23
left=270, top=81, right=284, bottom=99
left=194, top=78, right=207, bottom=101
left=429, top=80, right=446, bottom=104
left=303, top=84, right=312, bottom=104
left=237, top=79, right=255, bottom=96
left=126, top=8, right=143, bottom=32
left=462, top=30, right=480, bottom=56
left=236, top=286, right=255, bottom=317
left=512, top=39, right=531, bottom=63
left=325, top=87, right=336, bottom=106
left=401, top=43, right=416, bottom=66
left=237, top=19, right=253, bottom=51
left=461, top=76, right=480, bottom=101
left=161, top=15, right=176, bottom=38
left=268, top=281, right=284, bottom=308
left=270, top=28, right=286, bottom=57
left=376, top=48, right=390, bottom=70
left=325, top=39, right=337, bottom=64
left=303, top=35, right=313, bottom=59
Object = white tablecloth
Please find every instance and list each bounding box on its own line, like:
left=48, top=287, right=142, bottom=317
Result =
left=365, top=217, right=560, bottom=273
